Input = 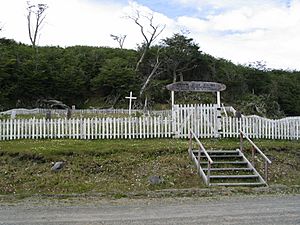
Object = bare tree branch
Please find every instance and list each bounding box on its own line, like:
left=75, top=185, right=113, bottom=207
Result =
left=139, top=48, right=163, bottom=97
left=26, top=1, right=48, bottom=48
left=110, top=34, right=127, bottom=49
left=127, top=10, right=165, bottom=72
left=145, top=14, right=166, bottom=43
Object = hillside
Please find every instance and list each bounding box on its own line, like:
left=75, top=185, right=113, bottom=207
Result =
left=0, top=139, right=299, bottom=197
left=0, top=35, right=299, bottom=117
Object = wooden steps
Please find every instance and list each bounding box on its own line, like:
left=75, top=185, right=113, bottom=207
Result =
left=210, top=175, right=259, bottom=179
left=202, top=155, right=243, bottom=158
left=202, top=168, right=253, bottom=171
left=210, top=182, right=264, bottom=187
left=194, top=150, right=239, bottom=154
left=200, top=161, right=248, bottom=165
left=189, top=149, right=266, bottom=187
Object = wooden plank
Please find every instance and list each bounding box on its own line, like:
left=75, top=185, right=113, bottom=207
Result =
left=210, top=182, right=264, bottom=186
left=143, top=117, right=147, bottom=138
left=8, top=120, right=12, bottom=140
left=13, top=120, right=17, bottom=140
left=124, top=118, right=127, bottom=139
left=121, top=118, right=124, bottom=139
left=210, top=175, right=259, bottom=179
left=0, top=120, right=2, bottom=140
left=158, top=116, right=161, bottom=138
left=150, top=117, right=154, bottom=138
left=17, top=119, right=21, bottom=139
left=132, top=117, right=136, bottom=139
left=166, top=81, right=226, bottom=92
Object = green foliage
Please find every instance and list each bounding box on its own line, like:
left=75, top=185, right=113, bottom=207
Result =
left=91, top=57, right=137, bottom=97
left=0, top=36, right=299, bottom=116
left=237, top=94, right=284, bottom=118
left=273, top=71, right=300, bottom=116
left=0, top=40, right=138, bottom=108
left=161, top=33, right=201, bottom=82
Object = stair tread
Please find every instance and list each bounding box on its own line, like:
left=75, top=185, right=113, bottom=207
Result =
left=210, top=182, right=265, bottom=186
left=210, top=175, right=259, bottom=179
left=193, top=150, right=238, bottom=154
left=200, top=161, right=247, bottom=164
left=202, top=168, right=253, bottom=171
left=190, top=147, right=267, bottom=187
left=196, top=155, right=242, bottom=158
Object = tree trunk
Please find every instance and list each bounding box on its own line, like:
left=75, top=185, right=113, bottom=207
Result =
left=139, top=62, right=161, bottom=97
left=173, top=70, right=177, bottom=83
left=135, top=43, right=150, bottom=72
left=179, top=72, right=183, bottom=81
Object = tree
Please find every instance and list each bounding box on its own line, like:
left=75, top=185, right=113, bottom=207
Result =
left=275, top=71, right=300, bottom=116
left=110, top=34, right=127, bottom=49
left=91, top=57, right=138, bottom=107
left=26, top=1, right=48, bottom=48
left=0, top=35, right=299, bottom=115
left=162, top=34, right=201, bottom=82
left=126, top=9, right=165, bottom=108
left=139, top=46, right=163, bottom=97
left=127, top=10, right=165, bottom=72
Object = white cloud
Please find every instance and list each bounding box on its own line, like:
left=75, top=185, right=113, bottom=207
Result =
left=0, top=0, right=300, bottom=70
left=37, top=0, right=140, bottom=47
left=123, top=1, right=176, bottom=45
left=174, top=0, right=300, bottom=70
left=0, top=0, right=152, bottom=48
left=172, top=0, right=287, bottom=12
left=177, top=16, right=208, bottom=33
left=0, top=0, right=176, bottom=48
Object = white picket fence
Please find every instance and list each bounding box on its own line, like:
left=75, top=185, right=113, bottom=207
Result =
left=0, top=105, right=299, bottom=140
left=0, top=108, right=171, bottom=117
left=172, top=104, right=220, bottom=138
left=0, top=116, right=172, bottom=140
left=222, top=115, right=300, bottom=140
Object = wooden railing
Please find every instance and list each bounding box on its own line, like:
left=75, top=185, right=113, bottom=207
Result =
left=1, top=106, right=299, bottom=140
left=0, top=108, right=172, bottom=117
left=189, top=129, right=213, bottom=185
left=0, top=117, right=172, bottom=140
left=240, top=130, right=272, bottom=181
left=222, top=116, right=300, bottom=140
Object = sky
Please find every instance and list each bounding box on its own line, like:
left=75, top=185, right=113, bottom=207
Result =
left=0, top=0, right=300, bottom=70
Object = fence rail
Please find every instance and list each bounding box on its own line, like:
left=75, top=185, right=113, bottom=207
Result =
left=0, top=117, right=172, bottom=140
left=0, top=108, right=171, bottom=117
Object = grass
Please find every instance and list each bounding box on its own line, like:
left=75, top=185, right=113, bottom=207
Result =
left=0, top=138, right=299, bottom=197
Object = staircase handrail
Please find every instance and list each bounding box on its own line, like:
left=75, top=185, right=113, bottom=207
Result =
left=189, top=129, right=213, bottom=185
left=190, top=129, right=213, bottom=164
left=240, top=130, right=272, bottom=181
left=240, top=130, right=272, bottom=164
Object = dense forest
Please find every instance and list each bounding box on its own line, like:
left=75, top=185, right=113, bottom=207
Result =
left=0, top=34, right=299, bottom=118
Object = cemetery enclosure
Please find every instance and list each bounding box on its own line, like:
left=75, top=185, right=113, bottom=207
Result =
left=0, top=104, right=299, bottom=140
left=0, top=117, right=173, bottom=140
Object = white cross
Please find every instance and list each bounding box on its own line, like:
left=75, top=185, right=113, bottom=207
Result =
left=125, top=91, right=137, bottom=115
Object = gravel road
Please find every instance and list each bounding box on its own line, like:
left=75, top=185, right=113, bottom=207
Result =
left=0, top=195, right=299, bottom=225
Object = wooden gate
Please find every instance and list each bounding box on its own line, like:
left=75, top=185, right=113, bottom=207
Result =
left=172, top=104, right=222, bottom=138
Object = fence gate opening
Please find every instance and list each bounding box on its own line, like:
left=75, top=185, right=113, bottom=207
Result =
left=166, top=81, right=226, bottom=138
left=172, top=104, right=221, bottom=138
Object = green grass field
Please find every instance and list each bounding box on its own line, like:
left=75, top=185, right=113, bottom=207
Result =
left=0, top=138, right=299, bottom=197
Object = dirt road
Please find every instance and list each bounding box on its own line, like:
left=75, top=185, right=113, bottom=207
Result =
left=0, top=195, right=299, bottom=225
